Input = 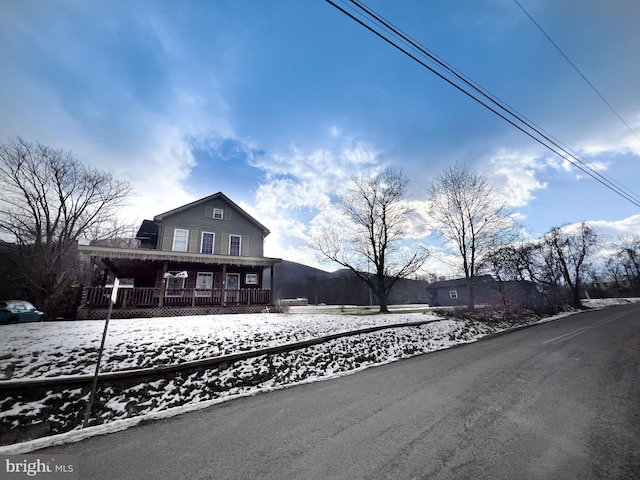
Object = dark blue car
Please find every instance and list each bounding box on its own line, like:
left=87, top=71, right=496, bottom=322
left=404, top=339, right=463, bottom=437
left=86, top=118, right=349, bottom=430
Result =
left=0, top=300, right=46, bottom=324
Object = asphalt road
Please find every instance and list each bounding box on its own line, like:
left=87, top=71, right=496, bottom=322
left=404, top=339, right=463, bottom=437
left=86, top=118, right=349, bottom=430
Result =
left=39, top=303, right=640, bottom=479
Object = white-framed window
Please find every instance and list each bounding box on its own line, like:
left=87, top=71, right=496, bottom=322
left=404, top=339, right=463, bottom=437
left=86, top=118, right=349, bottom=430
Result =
left=172, top=228, right=189, bottom=252
left=245, top=273, right=258, bottom=285
left=449, top=290, right=458, bottom=299
left=201, top=232, right=215, bottom=254
left=229, top=234, right=241, bottom=256
left=195, top=272, right=213, bottom=296
left=205, top=206, right=224, bottom=219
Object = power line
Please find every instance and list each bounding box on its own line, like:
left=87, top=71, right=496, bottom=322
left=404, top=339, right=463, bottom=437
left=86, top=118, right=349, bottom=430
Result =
left=512, top=0, right=640, bottom=204
left=335, top=0, right=640, bottom=207
left=324, top=0, right=640, bottom=208
left=352, top=0, right=640, bottom=209
left=514, top=0, right=640, bottom=144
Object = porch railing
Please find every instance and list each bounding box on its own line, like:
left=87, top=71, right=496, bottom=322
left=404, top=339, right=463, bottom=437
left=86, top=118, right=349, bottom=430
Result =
left=83, top=286, right=272, bottom=308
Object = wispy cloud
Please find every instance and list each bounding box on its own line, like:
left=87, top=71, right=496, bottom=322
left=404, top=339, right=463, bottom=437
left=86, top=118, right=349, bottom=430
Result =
left=248, top=137, right=382, bottom=263
left=577, top=116, right=640, bottom=157
left=588, top=215, right=640, bottom=241
left=252, top=138, right=381, bottom=213
left=486, top=151, right=548, bottom=207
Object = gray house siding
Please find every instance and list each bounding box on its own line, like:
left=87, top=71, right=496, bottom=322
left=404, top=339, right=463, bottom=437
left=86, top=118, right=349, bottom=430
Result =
left=156, top=197, right=265, bottom=257
left=426, top=276, right=543, bottom=308
left=427, top=279, right=471, bottom=307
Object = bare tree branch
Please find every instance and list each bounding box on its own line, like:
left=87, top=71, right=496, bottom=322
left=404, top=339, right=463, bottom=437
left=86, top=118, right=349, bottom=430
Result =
left=542, top=222, right=598, bottom=308
left=426, top=164, right=519, bottom=311
left=0, top=138, right=133, bottom=312
left=309, top=168, right=428, bottom=313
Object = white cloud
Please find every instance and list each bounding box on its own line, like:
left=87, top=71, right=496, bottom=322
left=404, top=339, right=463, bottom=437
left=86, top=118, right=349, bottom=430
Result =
left=586, top=214, right=640, bottom=241
left=487, top=151, right=548, bottom=207
left=252, top=138, right=382, bottom=215
left=573, top=160, right=611, bottom=181
left=117, top=125, right=200, bottom=223
left=485, top=127, right=639, bottom=206
left=405, top=200, right=433, bottom=239
left=255, top=178, right=331, bottom=212
left=577, top=116, right=640, bottom=157
left=543, top=156, right=574, bottom=173
left=420, top=245, right=461, bottom=278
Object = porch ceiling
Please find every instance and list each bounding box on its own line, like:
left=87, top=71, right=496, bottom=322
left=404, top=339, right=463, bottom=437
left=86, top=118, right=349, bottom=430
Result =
left=78, top=245, right=281, bottom=274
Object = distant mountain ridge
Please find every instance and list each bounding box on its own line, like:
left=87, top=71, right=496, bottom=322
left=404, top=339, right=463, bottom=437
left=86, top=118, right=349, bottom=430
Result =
left=269, top=260, right=428, bottom=305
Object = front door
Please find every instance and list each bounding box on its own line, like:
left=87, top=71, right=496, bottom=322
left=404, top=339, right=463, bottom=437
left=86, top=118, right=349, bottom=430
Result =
left=225, top=273, right=240, bottom=303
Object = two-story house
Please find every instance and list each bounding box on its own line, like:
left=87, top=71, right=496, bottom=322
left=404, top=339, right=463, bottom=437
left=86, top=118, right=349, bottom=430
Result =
left=77, top=192, right=281, bottom=319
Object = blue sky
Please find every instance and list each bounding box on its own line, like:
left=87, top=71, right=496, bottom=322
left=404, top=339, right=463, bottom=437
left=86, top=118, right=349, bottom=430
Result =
left=1, top=0, right=639, bottom=273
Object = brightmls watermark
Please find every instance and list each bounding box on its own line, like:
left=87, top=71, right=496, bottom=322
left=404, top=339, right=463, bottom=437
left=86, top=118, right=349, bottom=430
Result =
left=1, top=455, right=78, bottom=479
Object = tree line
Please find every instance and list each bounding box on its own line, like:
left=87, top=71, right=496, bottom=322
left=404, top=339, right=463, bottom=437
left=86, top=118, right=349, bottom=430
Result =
left=309, top=163, right=638, bottom=313
left=0, top=138, right=637, bottom=317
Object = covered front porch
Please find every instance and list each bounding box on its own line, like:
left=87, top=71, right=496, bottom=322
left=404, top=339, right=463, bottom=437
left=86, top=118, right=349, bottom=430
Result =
left=83, top=285, right=272, bottom=308
left=77, top=244, right=281, bottom=318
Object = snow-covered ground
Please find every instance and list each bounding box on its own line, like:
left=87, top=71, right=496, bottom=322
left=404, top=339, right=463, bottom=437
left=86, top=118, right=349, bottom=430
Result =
left=0, top=307, right=444, bottom=380
left=0, top=298, right=637, bottom=453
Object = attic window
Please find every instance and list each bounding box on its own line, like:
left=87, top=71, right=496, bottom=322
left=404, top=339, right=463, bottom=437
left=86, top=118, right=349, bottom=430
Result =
left=205, top=206, right=224, bottom=219
left=449, top=290, right=458, bottom=299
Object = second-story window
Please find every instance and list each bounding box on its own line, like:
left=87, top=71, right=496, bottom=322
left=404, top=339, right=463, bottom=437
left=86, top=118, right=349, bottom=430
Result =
left=229, top=234, right=241, bottom=256
left=201, top=232, right=215, bottom=254
left=172, top=228, right=189, bottom=252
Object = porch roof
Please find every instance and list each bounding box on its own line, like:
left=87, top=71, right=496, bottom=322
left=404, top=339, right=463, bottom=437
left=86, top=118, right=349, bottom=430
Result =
left=78, top=244, right=281, bottom=268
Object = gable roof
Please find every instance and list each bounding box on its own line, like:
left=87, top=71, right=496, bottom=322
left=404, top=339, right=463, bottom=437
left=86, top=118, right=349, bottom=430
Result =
left=153, top=192, right=271, bottom=236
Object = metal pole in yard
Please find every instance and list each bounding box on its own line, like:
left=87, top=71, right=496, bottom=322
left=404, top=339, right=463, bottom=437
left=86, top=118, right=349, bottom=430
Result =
left=83, top=277, right=119, bottom=428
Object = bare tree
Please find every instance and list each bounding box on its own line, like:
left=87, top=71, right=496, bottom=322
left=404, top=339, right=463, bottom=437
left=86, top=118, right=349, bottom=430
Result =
left=594, top=257, right=627, bottom=296
left=542, top=222, right=598, bottom=308
left=613, top=235, right=640, bottom=280
left=0, top=138, right=133, bottom=314
left=484, top=243, right=529, bottom=283
left=513, top=242, right=565, bottom=289
left=426, top=164, right=518, bottom=311
left=309, top=168, right=428, bottom=313
left=589, top=234, right=640, bottom=297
